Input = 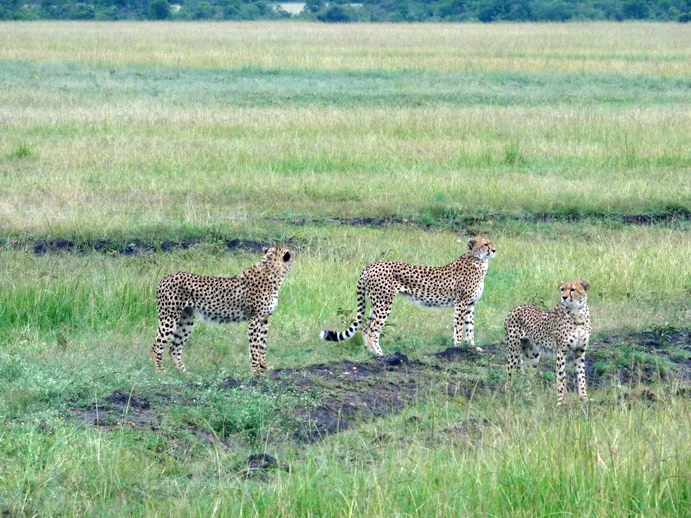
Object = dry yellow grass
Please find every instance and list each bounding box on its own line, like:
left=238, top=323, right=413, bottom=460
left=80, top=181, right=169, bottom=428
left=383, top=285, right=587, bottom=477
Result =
left=0, top=21, right=689, bottom=75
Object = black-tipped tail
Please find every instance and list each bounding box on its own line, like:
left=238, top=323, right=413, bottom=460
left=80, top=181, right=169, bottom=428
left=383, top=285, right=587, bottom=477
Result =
left=320, top=330, right=340, bottom=341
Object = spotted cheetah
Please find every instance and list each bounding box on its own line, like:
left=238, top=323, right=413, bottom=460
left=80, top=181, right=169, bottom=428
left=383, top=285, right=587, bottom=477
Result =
left=151, top=246, right=293, bottom=375
left=505, top=280, right=592, bottom=406
left=320, top=237, right=496, bottom=355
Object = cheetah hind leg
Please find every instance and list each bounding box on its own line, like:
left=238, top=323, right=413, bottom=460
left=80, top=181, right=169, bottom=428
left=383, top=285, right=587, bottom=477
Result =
left=361, top=321, right=382, bottom=356
left=505, top=336, right=534, bottom=400
left=152, top=314, right=180, bottom=373
left=520, top=338, right=540, bottom=377
left=362, top=305, right=390, bottom=357
left=169, top=307, right=195, bottom=373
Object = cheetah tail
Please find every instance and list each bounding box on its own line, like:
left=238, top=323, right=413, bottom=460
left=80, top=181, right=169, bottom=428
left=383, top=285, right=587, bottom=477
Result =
left=320, top=271, right=367, bottom=342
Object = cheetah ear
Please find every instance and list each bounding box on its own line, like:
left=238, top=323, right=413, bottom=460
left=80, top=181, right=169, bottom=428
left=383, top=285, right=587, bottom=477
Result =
left=282, top=251, right=291, bottom=262
left=262, top=247, right=269, bottom=254
left=467, top=238, right=478, bottom=250
left=580, top=280, right=590, bottom=291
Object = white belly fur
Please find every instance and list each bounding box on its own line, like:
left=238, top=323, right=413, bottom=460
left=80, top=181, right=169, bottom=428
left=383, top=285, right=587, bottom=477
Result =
left=401, top=293, right=453, bottom=309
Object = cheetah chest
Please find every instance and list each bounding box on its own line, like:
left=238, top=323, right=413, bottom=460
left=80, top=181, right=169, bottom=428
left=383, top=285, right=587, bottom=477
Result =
left=267, top=293, right=279, bottom=315
left=563, top=326, right=590, bottom=350
left=468, top=278, right=484, bottom=304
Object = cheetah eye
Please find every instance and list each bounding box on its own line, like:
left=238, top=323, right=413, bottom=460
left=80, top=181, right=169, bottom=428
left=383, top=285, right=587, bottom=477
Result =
left=283, top=252, right=291, bottom=262
left=570, top=288, right=575, bottom=292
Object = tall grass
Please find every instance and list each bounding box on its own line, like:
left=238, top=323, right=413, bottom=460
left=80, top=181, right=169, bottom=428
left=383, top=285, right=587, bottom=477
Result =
left=0, top=22, right=689, bottom=75
left=1, top=385, right=688, bottom=516
left=2, top=225, right=688, bottom=370
left=0, top=22, right=688, bottom=516
left=1, top=24, right=688, bottom=236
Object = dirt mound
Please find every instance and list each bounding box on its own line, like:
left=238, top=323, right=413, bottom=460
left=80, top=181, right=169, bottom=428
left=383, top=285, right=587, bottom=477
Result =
left=243, top=454, right=290, bottom=480
left=70, top=328, right=689, bottom=443
left=270, top=352, right=426, bottom=441
left=13, top=237, right=294, bottom=256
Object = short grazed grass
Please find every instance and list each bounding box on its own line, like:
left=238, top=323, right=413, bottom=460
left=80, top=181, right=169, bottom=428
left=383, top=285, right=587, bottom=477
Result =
left=0, top=21, right=689, bottom=517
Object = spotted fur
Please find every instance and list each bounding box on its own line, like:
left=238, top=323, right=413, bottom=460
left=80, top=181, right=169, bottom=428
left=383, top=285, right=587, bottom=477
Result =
left=505, top=279, right=592, bottom=405
left=320, top=237, right=496, bottom=355
left=150, top=246, right=293, bottom=375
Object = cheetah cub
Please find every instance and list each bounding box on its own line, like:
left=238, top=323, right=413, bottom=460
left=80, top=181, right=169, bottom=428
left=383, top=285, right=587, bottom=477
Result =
left=320, top=237, right=496, bottom=355
left=505, top=280, right=592, bottom=406
left=151, top=246, right=293, bottom=375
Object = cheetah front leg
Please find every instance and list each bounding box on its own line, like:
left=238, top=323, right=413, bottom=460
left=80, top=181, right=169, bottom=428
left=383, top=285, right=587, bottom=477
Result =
left=555, top=347, right=567, bottom=406
left=574, top=345, right=589, bottom=402
left=248, top=316, right=271, bottom=375
left=453, top=301, right=465, bottom=348
left=456, top=300, right=481, bottom=351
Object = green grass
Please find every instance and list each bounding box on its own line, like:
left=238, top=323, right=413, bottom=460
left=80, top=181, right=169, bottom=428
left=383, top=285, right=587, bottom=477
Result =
left=1, top=385, right=688, bottom=516
left=0, top=21, right=689, bottom=517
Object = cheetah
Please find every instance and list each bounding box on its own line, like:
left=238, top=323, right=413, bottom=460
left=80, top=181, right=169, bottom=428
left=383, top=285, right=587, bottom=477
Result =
left=504, top=279, right=592, bottom=406
left=150, top=246, right=293, bottom=375
left=320, top=237, right=496, bottom=355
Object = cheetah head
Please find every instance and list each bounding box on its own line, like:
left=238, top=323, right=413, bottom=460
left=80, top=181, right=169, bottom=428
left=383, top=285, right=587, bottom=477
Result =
left=262, top=246, right=294, bottom=273
left=467, top=237, right=496, bottom=260
left=559, top=280, right=589, bottom=308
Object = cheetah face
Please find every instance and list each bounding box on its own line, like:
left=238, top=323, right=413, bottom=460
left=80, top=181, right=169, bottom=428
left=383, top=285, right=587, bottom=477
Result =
left=559, top=280, right=589, bottom=308
left=467, top=237, right=496, bottom=260
left=262, top=246, right=294, bottom=273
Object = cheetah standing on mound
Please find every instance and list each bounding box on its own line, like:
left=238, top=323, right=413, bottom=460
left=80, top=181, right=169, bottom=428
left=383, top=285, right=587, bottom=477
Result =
left=505, top=280, right=592, bottom=406
left=151, top=246, right=293, bottom=375
left=320, top=237, right=496, bottom=355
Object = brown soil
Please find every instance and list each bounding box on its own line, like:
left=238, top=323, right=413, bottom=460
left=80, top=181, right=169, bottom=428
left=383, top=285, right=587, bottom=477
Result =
left=27, top=238, right=275, bottom=255
left=71, top=328, right=689, bottom=442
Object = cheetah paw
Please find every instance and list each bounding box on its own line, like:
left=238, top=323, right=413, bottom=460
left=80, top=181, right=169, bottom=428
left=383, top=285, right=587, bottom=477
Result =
left=474, top=346, right=483, bottom=353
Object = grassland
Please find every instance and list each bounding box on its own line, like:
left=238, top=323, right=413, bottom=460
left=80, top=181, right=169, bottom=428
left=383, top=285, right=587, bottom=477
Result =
left=0, top=21, right=689, bottom=517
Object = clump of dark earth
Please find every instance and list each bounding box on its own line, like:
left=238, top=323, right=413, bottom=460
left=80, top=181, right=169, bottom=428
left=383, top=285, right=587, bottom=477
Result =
left=72, top=390, right=154, bottom=428
left=616, top=388, right=659, bottom=408
left=432, top=346, right=481, bottom=361
left=243, top=454, right=290, bottom=480
left=105, top=389, right=150, bottom=410
left=27, top=238, right=280, bottom=256
left=279, top=209, right=689, bottom=230
left=438, top=417, right=490, bottom=444
left=71, top=329, right=689, bottom=443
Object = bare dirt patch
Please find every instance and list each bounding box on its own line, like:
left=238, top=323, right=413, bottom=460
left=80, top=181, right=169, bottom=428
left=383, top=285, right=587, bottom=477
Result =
left=14, top=238, right=291, bottom=256
left=70, top=328, right=689, bottom=442
left=278, top=209, right=690, bottom=230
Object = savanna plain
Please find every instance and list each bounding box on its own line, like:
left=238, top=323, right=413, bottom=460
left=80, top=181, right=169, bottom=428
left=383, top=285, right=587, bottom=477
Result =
left=0, top=21, right=689, bottom=516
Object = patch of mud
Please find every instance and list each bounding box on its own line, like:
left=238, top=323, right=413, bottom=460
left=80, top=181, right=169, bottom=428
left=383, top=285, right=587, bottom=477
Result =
left=616, top=388, right=660, bottom=408
left=242, top=454, right=290, bottom=480
left=437, top=417, right=490, bottom=445
left=592, top=328, right=691, bottom=385
left=524, top=210, right=690, bottom=225
left=270, top=352, right=426, bottom=441
left=279, top=209, right=689, bottom=230
left=278, top=216, right=435, bottom=231
left=72, top=389, right=156, bottom=428
left=70, top=329, right=688, bottom=444
left=16, top=238, right=284, bottom=256
left=432, top=346, right=482, bottom=362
